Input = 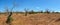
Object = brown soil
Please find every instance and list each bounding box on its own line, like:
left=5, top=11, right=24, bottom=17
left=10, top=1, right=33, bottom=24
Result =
left=0, top=13, right=60, bottom=25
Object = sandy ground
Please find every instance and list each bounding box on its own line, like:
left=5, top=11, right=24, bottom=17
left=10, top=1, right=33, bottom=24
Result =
left=0, top=13, right=60, bottom=25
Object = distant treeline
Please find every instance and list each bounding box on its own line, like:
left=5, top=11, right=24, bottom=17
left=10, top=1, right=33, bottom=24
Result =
left=0, top=10, right=60, bottom=14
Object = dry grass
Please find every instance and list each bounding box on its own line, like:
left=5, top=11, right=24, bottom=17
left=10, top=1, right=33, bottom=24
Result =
left=0, top=13, right=60, bottom=25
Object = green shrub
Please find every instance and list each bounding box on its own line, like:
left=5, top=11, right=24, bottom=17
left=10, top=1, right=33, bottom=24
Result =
left=6, top=12, right=13, bottom=25
left=6, top=16, right=13, bottom=24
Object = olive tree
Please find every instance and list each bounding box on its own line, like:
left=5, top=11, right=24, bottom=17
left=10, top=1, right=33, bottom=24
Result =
left=45, top=8, right=50, bottom=14
left=5, top=0, right=17, bottom=25
left=24, top=8, right=29, bottom=16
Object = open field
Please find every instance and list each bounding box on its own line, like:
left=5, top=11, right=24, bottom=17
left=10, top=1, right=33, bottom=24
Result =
left=0, top=13, right=60, bottom=25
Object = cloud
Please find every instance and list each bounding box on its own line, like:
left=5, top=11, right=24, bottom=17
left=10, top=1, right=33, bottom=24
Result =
left=35, top=7, right=40, bottom=11
left=36, top=7, right=40, bottom=9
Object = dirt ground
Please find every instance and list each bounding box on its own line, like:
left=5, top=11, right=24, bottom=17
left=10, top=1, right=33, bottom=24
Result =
left=0, top=13, right=60, bottom=25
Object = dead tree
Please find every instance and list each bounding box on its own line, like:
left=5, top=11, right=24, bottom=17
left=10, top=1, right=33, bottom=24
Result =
left=45, top=8, right=50, bottom=14
left=6, top=0, right=16, bottom=25
left=6, top=12, right=13, bottom=25
left=5, top=6, right=14, bottom=25
left=40, top=10, right=43, bottom=13
left=29, top=10, right=34, bottom=14
left=24, top=8, right=28, bottom=16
